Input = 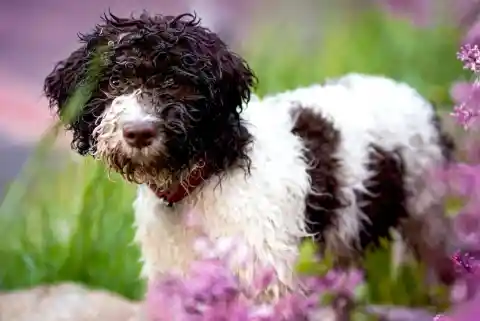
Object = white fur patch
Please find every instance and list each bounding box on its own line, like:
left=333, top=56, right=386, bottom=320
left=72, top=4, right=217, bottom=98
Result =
left=93, top=90, right=160, bottom=153
left=133, top=73, right=447, bottom=295
left=92, top=90, right=169, bottom=183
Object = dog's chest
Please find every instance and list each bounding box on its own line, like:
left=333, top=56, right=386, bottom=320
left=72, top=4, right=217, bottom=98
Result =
left=133, top=166, right=310, bottom=287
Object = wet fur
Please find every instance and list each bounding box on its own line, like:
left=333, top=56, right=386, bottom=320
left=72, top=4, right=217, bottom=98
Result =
left=44, top=12, right=255, bottom=185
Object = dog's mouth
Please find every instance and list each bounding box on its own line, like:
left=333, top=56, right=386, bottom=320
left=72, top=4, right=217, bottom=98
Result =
left=96, top=148, right=174, bottom=186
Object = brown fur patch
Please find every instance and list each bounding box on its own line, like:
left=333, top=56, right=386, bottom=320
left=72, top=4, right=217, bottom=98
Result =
left=431, top=111, right=455, bottom=162
left=356, top=146, right=408, bottom=249
left=290, top=106, right=345, bottom=244
left=290, top=106, right=409, bottom=253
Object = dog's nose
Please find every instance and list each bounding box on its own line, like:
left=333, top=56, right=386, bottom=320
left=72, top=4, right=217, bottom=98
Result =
left=122, top=121, right=158, bottom=148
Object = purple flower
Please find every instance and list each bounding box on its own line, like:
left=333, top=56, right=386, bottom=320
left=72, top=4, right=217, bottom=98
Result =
left=304, top=269, right=364, bottom=298
left=436, top=163, right=480, bottom=205
left=451, top=44, right=480, bottom=128
left=445, top=292, right=480, bottom=321
left=445, top=32, right=480, bottom=321
left=451, top=102, right=480, bottom=129
left=145, top=234, right=364, bottom=321
left=434, top=314, right=451, bottom=321
left=452, top=250, right=480, bottom=274
left=145, top=212, right=365, bottom=320
left=458, top=44, right=480, bottom=73
left=451, top=82, right=475, bottom=104
left=450, top=85, right=480, bottom=129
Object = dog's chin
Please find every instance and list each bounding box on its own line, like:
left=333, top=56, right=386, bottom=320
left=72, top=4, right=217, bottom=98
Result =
left=97, top=150, right=174, bottom=187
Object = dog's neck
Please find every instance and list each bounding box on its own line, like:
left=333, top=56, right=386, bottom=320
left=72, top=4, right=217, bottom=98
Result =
left=147, top=163, right=211, bottom=206
left=148, top=112, right=253, bottom=206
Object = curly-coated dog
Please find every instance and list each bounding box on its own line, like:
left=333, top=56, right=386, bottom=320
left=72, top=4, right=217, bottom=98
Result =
left=44, top=12, right=456, bottom=297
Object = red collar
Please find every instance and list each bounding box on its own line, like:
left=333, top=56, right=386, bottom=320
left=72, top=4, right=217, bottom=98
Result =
left=147, top=163, right=209, bottom=206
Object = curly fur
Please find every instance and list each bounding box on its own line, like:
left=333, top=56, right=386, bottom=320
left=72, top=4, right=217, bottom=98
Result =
left=44, top=12, right=256, bottom=185
left=289, top=106, right=345, bottom=247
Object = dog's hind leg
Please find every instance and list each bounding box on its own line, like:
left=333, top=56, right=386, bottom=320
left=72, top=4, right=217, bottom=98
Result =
left=400, top=185, right=457, bottom=286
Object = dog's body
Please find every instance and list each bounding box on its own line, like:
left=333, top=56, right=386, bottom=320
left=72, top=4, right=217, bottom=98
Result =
left=43, top=12, right=455, bottom=297
left=134, top=73, right=454, bottom=292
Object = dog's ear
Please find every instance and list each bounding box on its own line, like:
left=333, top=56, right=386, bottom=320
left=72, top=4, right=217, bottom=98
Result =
left=214, top=49, right=256, bottom=116
left=43, top=38, right=108, bottom=155
left=43, top=46, right=91, bottom=120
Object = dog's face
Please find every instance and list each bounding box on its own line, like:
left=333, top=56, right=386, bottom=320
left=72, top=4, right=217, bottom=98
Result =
left=43, top=13, right=255, bottom=187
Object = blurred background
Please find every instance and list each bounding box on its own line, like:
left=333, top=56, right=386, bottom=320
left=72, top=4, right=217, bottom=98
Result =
left=0, top=0, right=478, bottom=308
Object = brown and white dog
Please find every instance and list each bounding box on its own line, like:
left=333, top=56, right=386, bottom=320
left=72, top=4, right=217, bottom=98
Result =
left=43, top=12, right=456, bottom=298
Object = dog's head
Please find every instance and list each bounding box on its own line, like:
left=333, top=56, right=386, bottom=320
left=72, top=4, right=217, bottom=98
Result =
left=44, top=12, right=256, bottom=187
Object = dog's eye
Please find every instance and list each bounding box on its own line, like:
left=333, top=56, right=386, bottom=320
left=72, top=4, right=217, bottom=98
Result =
left=124, top=61, right=136, bottom=69
left=181, top=54, right=197, bottom=66
left=109, top=76, right=121, bottom=88
left=154, top=42, right=166, bottom=51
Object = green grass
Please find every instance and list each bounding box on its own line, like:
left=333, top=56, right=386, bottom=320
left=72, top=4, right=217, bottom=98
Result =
left=0, top=146, right=142, bottom=298
left=248, top=10, right=466, bottom=105
left=0, top=8, right=466, bottom=307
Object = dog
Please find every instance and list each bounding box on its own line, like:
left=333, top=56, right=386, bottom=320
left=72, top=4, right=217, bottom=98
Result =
left=43, top=12, right=456, bottom=297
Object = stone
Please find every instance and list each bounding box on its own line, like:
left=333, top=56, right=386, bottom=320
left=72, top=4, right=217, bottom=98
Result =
left=0, top=282, right=143, bottom=321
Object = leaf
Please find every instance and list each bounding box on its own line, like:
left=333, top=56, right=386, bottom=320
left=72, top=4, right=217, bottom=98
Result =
left=295, top=240, right=332, bottom=276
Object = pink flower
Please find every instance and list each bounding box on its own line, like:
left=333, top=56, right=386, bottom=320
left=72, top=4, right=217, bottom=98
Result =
left=145, top=213, right=364, bottom=320
left=434, top=314, right=451, bottom=321
left=446, top=291, right=480, bottom=321
left=146, top=235, right=363, bottom=321
left=450, top=84, right=480, bottom=129
left=457, top=44, right=480, bottom=73
left=451, top=103, right=479, bottom=129
left=451, top=82, right=475, bottom=104
left=452, top=44, right=480, bottom=128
